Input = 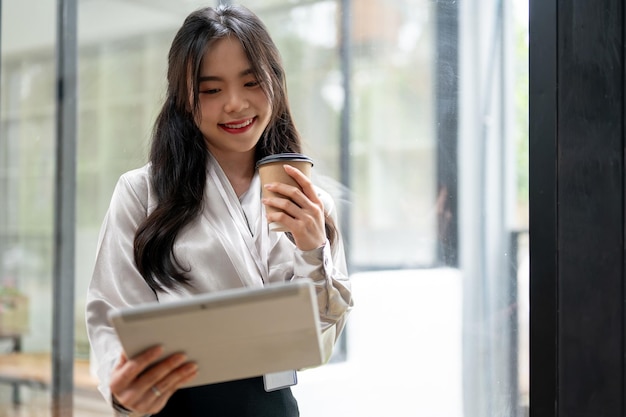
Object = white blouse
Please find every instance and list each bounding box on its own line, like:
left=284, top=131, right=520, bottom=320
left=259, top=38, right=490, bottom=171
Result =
left=85, top=155, right=353, bottom=405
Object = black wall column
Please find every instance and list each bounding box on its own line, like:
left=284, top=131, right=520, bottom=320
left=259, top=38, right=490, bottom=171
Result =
left=529, top=0, right=625, bottom=416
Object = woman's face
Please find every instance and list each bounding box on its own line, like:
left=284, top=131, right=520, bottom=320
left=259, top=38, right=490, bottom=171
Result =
left=194, top=36, right=272, bottom=161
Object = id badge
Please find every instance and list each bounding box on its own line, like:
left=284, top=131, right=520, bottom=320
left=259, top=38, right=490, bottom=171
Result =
left=263, top=370, right=298, bottom=392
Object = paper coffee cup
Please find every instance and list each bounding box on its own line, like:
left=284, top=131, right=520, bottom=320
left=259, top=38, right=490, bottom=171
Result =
left=256, top=153, right=314, bottom=232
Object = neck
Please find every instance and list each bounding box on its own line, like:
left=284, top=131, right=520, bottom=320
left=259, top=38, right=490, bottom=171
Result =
left=211, top=150, right=255, bottom=197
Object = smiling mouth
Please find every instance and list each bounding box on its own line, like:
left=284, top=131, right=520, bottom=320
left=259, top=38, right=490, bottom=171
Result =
left=222, top=118, right=255, bottom=129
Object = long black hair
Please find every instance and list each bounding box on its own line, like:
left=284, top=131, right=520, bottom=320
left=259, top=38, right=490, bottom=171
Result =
left=133, top=5, right=337, bottom=293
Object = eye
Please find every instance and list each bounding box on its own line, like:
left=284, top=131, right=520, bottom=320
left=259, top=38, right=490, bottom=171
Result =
left=199, top=88, right=220, bottom=95
left=245, top=80, right=260, bottom=88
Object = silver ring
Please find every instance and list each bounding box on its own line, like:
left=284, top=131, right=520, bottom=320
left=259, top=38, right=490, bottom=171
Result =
left=151, top=386, right=162, bottom=397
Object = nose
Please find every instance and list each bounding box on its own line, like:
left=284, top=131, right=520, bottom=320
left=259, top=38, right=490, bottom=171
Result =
left=223, top=88, right=248, bottom=114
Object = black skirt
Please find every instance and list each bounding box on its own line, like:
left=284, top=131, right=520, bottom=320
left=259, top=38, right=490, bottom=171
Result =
left=153, top=377, right=300, bottom=417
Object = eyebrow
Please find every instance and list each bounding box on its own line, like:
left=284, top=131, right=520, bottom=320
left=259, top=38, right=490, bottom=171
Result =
left=198, top=68, right=254, bottom=83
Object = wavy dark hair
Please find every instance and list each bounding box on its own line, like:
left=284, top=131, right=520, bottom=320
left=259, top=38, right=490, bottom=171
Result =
left=134, top=5, right=337, bottom=292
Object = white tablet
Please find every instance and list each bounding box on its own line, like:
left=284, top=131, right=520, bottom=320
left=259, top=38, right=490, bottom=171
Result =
left=107, top=279, right=323, bottom=388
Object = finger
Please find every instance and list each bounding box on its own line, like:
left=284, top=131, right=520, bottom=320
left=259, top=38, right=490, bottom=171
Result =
left=111, top=346, right=163, bottom=391
left=263, top=190, right=302, bottom=213
left=263, top=195, right=324, bottom=237
left=267, top=206, right=321, bottom=234
left=264, top=182, right=322, bottom=214
left=135, top=353, right=189, bottom=395
left=113, top=352, right=128, bottom=371
left=283, top=165, right=322, bottom=204
left=264, top=195, right=326, bottom=248
left=151, top=361, right=199, bottom=399
left=262, top=182, right=324, bottom=226
left=131, top=361, right=199, bottom=415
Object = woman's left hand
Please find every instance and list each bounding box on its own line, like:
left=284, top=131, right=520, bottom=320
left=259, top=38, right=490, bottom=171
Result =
left=262, top=164, right=326, bottom=251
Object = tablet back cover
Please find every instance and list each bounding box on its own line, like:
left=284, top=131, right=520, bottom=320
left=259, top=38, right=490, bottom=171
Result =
left=108, top=279, right=323, bottom=387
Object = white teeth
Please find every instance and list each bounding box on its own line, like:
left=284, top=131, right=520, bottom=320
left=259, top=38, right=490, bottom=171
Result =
left=224, top=119, right=253, bottom=129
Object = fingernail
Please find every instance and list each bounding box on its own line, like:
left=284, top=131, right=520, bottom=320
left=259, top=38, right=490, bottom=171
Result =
left=174, top=354, right=187, bottom=364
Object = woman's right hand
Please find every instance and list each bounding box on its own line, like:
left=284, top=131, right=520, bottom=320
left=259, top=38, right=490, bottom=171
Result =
left=110, top=346, right=198, bottom=415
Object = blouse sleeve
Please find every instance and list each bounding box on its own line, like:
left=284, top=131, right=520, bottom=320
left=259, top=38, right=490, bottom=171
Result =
left=291, top=190, right=353, bottom=360
left=85, top=170, right=158, bottom=405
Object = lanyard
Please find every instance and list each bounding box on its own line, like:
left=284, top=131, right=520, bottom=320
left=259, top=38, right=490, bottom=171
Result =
left=208, top=163, right=270, bottom=284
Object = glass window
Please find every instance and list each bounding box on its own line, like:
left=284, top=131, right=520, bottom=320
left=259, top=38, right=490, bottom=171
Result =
left=0, top=0, right=57, bottom=409
left=0, top=0, right=529, bottom=415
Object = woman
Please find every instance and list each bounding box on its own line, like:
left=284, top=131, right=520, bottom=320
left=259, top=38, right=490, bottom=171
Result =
left=85, top=4, right=352, bottom=417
